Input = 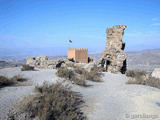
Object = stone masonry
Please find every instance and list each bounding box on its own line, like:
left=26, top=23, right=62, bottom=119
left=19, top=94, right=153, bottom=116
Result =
left=26, top=56, right=71, bottom=69
left=68, top=48, right=88, bottom=63
left=100, top=25, right=127, bottom=74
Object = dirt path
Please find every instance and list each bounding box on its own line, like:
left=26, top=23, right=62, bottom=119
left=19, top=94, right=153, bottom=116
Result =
left=76, top=73, right=160, bottom=120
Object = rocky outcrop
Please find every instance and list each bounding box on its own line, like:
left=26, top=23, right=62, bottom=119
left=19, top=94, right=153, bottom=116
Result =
left=26, top=56, right=73, bottom=69
left=151, top=68, right=160, bottom=79
left=99, top=25, right=127, bottom=74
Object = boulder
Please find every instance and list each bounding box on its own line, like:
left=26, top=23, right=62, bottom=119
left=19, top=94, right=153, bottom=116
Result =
left=151, top=68, right=160, bottom=79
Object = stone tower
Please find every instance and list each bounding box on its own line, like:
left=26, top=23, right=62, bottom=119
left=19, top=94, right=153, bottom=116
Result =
left=100, top=25, right=127, bottom=74
left=68, top=48, right=88, bottom=63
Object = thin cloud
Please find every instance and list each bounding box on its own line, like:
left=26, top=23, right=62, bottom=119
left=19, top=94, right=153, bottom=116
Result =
left=151, top=23, right=160, bottom=26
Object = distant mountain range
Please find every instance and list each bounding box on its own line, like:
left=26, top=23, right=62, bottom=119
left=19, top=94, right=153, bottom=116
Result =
left=0, top=48, right=160, bottom=72
left=126, top=49, right=160, bottom=73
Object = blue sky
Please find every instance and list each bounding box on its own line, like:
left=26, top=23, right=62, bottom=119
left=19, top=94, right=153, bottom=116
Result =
left=0, top=0, right=160, bottom=56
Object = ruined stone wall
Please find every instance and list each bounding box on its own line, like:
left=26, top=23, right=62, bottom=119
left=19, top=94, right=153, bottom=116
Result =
left=68, top=48, right=88, bottom=63
left=26, top=56, right=66, bottom=69
left=100, top=25, right=127, bottom=74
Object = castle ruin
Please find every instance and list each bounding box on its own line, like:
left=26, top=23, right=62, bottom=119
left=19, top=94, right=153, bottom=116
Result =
left=99, top=25, right=127, bottom=74
left=68, top=48, right=88, bottom=63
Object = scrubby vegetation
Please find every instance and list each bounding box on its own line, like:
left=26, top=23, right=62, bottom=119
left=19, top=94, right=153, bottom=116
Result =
left=56, top=67, right=86, bottom=87
left=0, top=75, right=27, bottom=88
left=73, top=64, right=102, bottom=82
left=21, top=64, right=34, bottom=71
left=0, top=76, right=15, bottom=87
left=8, top=82, right=86, bottom=120
left=126, top=69, right=160, bottom=89
left=126, top=70, right=147, bottom=78
left=56, top=64, right=102, bottom=86
left=84, top=65, right=103, bottom=82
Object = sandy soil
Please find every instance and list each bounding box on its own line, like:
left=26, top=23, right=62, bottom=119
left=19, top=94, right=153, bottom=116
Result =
left=0, top=67, right=160, bottom=120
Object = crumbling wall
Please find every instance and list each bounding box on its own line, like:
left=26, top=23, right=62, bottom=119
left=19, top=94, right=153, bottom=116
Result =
left=26, top=56, right=68, bottom=69
left=99, top=25, right=127, bottom=74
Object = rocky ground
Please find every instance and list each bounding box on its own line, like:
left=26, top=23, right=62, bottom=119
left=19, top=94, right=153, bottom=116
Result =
left=0, top=67, right=160, bottom=120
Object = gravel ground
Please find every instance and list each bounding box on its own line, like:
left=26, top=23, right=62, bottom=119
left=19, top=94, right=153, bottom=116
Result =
left=0, top=67, right=160, bottom=120
left=0, top=67, right=58, bottom=120
left=77, top=73, right=160, bottom=120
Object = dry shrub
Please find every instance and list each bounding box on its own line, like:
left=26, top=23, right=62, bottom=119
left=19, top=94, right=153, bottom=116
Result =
left=126, top=70, right=146, bottom=78
left=126, top=70, right=147, bottom=85
left=11, top=75, right=27, bottom=82
left=57, top=65, right=102, bottom=85
left=56, top=67, right=87, bottom=87
left=74, top=66, right=86, bottom=75
left=84, top=65, right=102, bottom=82
left=21, top=64, right=34, bottom=71
left=126, top=69, right=160, bottom=89
left=90, top=64, right=103, bottom=72
left=74, top=65, right=102, bottom=82
left=65, top=63, right=75, bottom=68
left=56, top=67, right=74, bottom=79
left=0, top=75, right=27, bottom=88
left=145, top=77, right=160, bottom=89
left=19, top=82, right=86, bottom=120
left=0, top=76, right=15, bottom=87
left=85, top=70, right=102, bottom=82
left=71, top=75, right=86, bottom=86
left=126, top=77, right=146, bottom=85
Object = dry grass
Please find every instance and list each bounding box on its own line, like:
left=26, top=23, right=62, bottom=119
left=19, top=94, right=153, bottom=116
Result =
left=56, top=67, right=87, bottom=87
left=126, top=70, right=147, bottom=78
left=56, top=67, right=74, bottom=79
left=56, top=65, right=102, bottom=86
left=21, top=64, right=34, bottom=71
left=85, top=65, right=103, bottom=82
left=0, top=75, right=27, bottom=88
left=64, top=62, right=76, bottom=68
left=0, top=76, right=15, bottom=87
left=126, top=69, right=160, bottom=89
left=11, top=75, right=27, bottom=82
left=90, top=64, right=104, bottom=72
left=74, top=64, right=102, bottom=82
left=145, top=77, right=160, bottom=89
left=9, top=82, right=86, bottom=120
left=74, top=66, right=86, bottom=75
